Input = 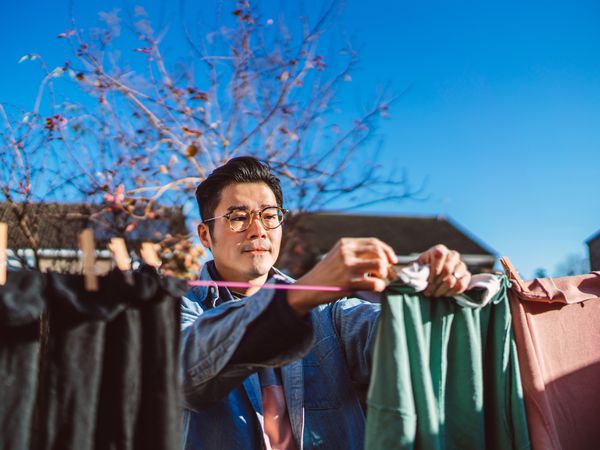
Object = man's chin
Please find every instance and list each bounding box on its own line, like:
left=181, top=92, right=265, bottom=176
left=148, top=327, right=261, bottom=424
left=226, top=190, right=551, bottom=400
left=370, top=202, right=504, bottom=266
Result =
left=242, top=256, right=274, bottom=278
left=236, top=250, right=278, bottom=277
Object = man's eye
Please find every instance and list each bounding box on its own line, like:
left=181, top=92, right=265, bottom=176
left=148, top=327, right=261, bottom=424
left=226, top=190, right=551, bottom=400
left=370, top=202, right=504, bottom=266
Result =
left=231, top=216, right=247, bottom=222
left=263, top=214, right=277, bottom=220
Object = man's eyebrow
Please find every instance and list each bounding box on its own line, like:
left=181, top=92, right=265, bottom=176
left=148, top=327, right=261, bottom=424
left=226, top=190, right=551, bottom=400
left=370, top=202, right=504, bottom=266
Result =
left=226, top=204, right=248, bottom=212
left=225, top=204, right=278, bottom=212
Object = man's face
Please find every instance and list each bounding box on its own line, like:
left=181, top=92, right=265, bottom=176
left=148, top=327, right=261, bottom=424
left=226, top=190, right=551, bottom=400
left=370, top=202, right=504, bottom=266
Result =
left=198, top=182, right=282, bottom=282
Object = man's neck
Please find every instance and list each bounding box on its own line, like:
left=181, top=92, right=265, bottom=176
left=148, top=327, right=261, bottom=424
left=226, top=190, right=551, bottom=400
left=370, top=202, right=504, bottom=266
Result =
left=230, top=274, right=268, bottom=296
left=212, top=262, right=270, bottom=296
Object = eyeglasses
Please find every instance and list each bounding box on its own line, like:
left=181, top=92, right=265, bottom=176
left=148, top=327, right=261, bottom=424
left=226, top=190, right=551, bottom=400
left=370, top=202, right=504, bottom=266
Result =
left=203, top=206, right=288, bottom=232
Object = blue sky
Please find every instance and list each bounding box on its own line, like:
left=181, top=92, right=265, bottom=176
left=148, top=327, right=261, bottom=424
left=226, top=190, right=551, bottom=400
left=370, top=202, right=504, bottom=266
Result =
left=1, top=0, right=599, bottom=277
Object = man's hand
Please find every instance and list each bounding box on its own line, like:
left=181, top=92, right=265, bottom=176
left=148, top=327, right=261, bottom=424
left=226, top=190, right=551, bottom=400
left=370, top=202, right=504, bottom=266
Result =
left=287, top=238, right=397, bottom=317
left=417, top=244, right=472, bottom=297
left=286, top=239, right=472, bottom=317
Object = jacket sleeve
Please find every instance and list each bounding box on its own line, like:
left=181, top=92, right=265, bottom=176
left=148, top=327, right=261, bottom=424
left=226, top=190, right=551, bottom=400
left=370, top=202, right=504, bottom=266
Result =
left=180, top=289, right=313, bottom=410
left=330, top=297, right=381, bottom=386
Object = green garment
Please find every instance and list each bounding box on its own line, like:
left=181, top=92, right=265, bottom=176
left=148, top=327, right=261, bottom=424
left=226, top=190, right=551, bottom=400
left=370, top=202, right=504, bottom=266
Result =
left=365, top=278, right=530, bottom=450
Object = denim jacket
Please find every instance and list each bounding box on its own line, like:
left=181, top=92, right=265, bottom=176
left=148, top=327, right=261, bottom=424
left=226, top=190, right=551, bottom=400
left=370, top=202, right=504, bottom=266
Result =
left=180, top=262, right=381, bottom=450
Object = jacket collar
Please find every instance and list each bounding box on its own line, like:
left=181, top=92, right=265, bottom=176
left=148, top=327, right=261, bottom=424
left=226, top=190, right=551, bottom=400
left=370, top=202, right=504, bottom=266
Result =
left=188, top=260, right=294, bottom=310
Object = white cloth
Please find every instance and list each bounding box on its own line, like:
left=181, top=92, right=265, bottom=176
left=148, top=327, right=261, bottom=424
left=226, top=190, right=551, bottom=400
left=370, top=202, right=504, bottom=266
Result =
left=358, top=262, right=501, bottom=308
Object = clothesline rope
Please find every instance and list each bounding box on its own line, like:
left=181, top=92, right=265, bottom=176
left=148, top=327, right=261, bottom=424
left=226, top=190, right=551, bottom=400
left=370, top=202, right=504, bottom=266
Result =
left=187, top=280, right=344, bottom=292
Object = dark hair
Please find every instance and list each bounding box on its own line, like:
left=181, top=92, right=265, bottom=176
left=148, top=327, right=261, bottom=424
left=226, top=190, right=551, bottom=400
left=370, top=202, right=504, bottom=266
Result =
left=195, top=156, right=284, bottom=230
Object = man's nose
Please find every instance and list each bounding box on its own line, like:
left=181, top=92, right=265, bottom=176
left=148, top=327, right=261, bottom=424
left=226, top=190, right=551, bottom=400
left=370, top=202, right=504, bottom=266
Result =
left=246, top=214, right=267, bottom=238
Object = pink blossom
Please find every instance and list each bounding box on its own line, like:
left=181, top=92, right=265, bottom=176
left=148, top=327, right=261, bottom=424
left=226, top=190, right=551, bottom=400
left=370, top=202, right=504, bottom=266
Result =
left=313, top=55, right=326, bottom=71
left=125, top=221, right=139, bottom=233
left=104, top=184, right=125, bottom=207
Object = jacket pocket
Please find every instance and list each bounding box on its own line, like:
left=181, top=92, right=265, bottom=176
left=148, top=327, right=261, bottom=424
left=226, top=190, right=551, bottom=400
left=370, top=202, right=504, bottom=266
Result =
left=303, top=336, right=342, bottom=410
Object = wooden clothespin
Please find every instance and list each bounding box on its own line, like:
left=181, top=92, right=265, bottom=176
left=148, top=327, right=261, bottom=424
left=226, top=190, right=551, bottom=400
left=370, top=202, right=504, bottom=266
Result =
left=108, top=237, right=134, bottom=284
left=79, top=228, right=99, bottom=291
left=140, top=242, right=162, bottom=268
left=500, top=256, right=528, bottom=292
left=0, top=222, right=7, bottom=286
left=108, top=237, right=131, bottom=271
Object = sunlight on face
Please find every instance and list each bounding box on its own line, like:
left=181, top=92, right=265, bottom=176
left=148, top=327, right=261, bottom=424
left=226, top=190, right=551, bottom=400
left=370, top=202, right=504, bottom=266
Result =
left=200, top=182, right=282, bottom=284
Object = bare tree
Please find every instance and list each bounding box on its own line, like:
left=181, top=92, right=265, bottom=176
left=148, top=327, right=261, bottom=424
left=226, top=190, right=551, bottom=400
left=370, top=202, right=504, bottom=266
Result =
left=0, top=0, right=424, bottom=274
left=0, top=57, right=71, bottom=269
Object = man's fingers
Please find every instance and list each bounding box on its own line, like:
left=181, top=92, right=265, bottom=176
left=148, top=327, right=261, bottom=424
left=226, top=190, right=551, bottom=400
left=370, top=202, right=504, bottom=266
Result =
left=352, top=259, right=389, bottom=279
left=421, top=247, right=472, bottom=297
left=349, top=275, right=388, bottom=292
left=447, top=273, right=471, bottom=296
left=430, top=251, right=462, bottom=295
left=354, top=239, right=398, bottom=265
left=451, top=262, right=469, bottom=280
left=432, top=275, right=456, bottom=297
left=355, top=245, right=387, bottom=265
left=379, top=240, right=398, bottom=265
left=444, top=261, right=470, bottom=295
left=439, top=250, right=460, bottom=278
left=421, top=246, right=449, bottom=294
left=428, top=245, right=449, bottom=278
left=429, top=268, right=472, bottom=297
left=340, top=239, right=397, bottom=281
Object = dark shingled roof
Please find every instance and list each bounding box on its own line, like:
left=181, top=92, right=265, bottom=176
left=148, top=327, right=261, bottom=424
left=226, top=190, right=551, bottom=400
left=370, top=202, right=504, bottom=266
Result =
left=286, top=213, right=496, bottom=257
left=0, top=202, right=188, bottom=250
left=588, top=229, right=600, bottom=271
left=586, top=230, right=600, bottom=245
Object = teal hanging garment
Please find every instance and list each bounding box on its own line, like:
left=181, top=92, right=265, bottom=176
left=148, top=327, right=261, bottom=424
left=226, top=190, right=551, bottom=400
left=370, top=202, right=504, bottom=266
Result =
left=365, top=277, right=530, bottom=450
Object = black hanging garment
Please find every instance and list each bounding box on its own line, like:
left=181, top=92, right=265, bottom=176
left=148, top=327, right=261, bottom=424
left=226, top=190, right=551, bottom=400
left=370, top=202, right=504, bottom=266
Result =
left=93, top=270, right=148, bottom=450
left=134, top=266, right=186, bottom=450
left=0, top=271, right=45, bottom=450
left=2, top=267, right=184, bottom=450
left=36, top=270, right=132, bottom=450
left=93, top=268, right=185, bottom=450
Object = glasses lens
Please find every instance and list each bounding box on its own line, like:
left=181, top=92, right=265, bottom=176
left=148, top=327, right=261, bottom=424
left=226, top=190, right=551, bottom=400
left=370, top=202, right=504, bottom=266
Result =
left=228, top=210, right=250, bottom=232
left=261, top=207, right=284, bottom=229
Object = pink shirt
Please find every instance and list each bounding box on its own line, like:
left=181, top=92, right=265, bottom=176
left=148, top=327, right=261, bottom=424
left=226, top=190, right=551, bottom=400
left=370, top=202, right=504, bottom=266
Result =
left=260, top=369, right=297, bottom=450
left=508, top=272, right=600, bottom=450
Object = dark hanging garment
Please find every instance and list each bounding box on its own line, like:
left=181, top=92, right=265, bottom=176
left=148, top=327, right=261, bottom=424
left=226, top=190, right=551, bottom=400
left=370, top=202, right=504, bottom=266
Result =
left=1, top=266, right=184, bottom=450
left=0, top=271, right=45, bottom=450
left=37, top=270, right=128, bottom=450
left=134, top=266, right=186, bottom=450
left=93, top=270, right=156, bottom=450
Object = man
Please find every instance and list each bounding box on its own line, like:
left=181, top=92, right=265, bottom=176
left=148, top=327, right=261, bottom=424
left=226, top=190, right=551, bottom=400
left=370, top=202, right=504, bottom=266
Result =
left=181, top=157, right=472, bottom=450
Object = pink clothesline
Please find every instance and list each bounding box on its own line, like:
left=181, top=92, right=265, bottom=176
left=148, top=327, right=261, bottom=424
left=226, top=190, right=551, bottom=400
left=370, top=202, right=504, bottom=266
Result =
left=187, top=279, right=344, bottom=292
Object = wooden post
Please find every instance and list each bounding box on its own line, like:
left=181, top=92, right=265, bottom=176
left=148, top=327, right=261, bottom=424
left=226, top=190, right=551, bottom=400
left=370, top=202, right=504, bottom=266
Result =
left=109, top=237, right=132, bottom=271
left=79, top=228, right=98, bottom=291
left=140, top=242, right=162, bottom=268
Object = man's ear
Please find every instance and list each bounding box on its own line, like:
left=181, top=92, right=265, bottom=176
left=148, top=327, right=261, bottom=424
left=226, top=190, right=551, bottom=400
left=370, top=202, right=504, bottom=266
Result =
left=197, top=223, right=212, bottom=250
